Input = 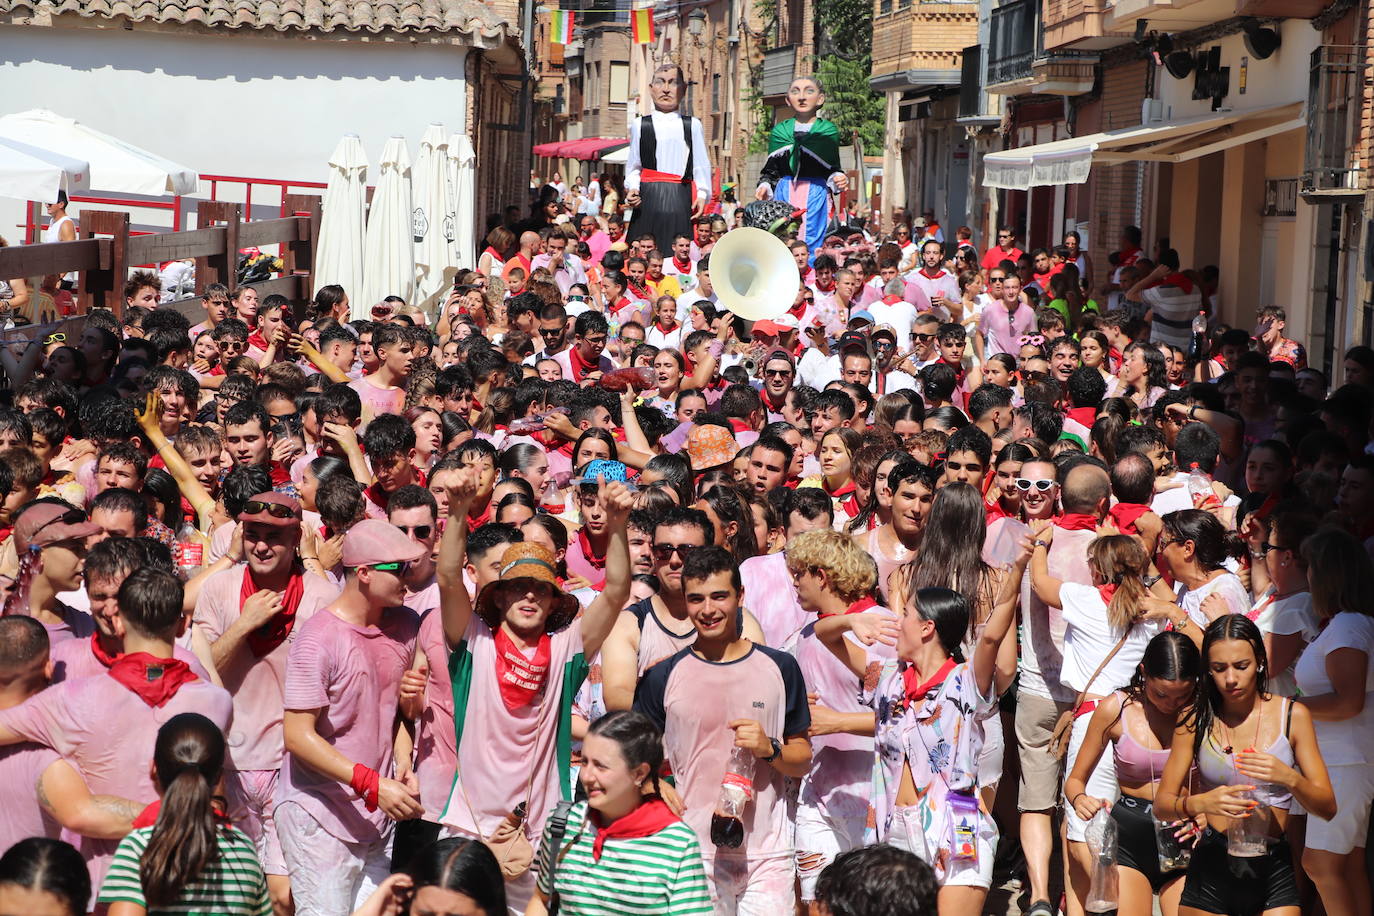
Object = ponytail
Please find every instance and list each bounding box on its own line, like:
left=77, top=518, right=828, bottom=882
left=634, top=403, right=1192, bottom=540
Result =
left=2, top=547, right=40, bottom=618
left=140, top=714, right=226, bottom=907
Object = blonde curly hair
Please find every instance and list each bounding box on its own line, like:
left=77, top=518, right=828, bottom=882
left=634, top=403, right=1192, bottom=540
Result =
left=784, top=528, right=878, bottom=603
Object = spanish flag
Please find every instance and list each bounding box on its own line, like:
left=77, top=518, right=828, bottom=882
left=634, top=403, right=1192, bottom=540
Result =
left=550, top=8, right=574, bottom=44
left=631, top=6, right=654, bottom=44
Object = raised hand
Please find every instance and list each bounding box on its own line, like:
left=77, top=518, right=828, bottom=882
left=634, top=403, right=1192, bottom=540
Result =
left=599, top=476, right=635, bottom=525
left=849, top=612, right=900, bottom=647
left=134, top=391, right=163, bottom=434
left=443, top=467, right=480, bottom=517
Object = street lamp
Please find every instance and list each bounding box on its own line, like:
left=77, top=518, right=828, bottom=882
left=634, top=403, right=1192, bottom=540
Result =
left=687, top=8, right=707, bottom=39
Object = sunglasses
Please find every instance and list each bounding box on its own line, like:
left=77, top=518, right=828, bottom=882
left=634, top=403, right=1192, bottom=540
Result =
left=42, top=333, right=66, bottom=345
left=1013, top=478, right=1056, bottom=492
left=394, top=524, right=434, bottom=540
left=764, top=368, right=793, bottom=377
left=912, top=333, right=935, bottom=342
left=1258, top=541, right=1287, bottom=556
left=242, top=500, right=300, bottom=520
left=370, top=560, right=413, bottom=575
left=651, top=543, right=701, bottom=563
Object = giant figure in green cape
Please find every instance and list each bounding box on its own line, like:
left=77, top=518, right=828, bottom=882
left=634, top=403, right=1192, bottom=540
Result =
left=755, top=76, right=848, bottom=263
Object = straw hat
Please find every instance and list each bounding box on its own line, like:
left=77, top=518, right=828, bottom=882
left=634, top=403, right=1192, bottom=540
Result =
left=473, top=542, right=580, bottom=634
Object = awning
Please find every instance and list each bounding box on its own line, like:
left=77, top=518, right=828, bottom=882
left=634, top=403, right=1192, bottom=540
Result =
left=984, top=102, right=1304, bottom=190
left=531, top=137, right=628, bottom=161
left=601, top=145, right=628, bottom=165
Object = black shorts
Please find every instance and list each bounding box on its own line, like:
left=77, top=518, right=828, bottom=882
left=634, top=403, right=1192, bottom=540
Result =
left=1178, top=827, right=1300, bottom=916
left=1111, top=795, right=1186, bottom=892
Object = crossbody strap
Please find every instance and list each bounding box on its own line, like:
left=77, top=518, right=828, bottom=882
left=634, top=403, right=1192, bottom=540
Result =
left=1070, top=628, right=1133, bottom=712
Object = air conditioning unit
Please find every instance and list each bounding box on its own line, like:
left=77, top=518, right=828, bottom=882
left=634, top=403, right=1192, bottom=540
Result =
left=1141, top=98, right=1166, bottom=124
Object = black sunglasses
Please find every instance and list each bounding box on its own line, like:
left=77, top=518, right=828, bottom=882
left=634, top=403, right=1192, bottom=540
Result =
left=30, top=508, right=87, bottom=542
left=394, top=524, right=434, bottom=540
left=243, top=500, right=300, bottom=520
left=651, top=543, right=701, bottom=562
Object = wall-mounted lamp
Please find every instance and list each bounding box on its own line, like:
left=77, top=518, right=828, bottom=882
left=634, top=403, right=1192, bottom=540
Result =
left=687, top=9, right=708, bottom=39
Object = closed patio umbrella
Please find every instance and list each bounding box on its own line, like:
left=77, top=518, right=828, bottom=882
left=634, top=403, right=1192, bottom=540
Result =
left=314, top=134, right=368, bottom=311
left=448, top=133, right=477, bottom=274
left=359, top=136, right=414, bottom=316
left=413, top=124, right=455, bottom=315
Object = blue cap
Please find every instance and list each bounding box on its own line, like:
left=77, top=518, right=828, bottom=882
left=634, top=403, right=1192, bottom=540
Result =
left=849, top=310, right=875, bottom=325
left=581, top=459, right=628, bottom=483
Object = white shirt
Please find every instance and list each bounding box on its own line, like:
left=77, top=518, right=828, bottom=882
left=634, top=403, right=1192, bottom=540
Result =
left=675, top=289, right=717, bottom=322
left=867, top=299, right=919, bottom=344
left=625, top=110, right=712, bottom=201
left=1294, top=612, right=1374, bottom=765
left=1176, top=572, right=1251, bottom=628
left=530, top=252, right=588, bottom=295
left=645, top=322, right=685, bottom=350
left=1250, top=590, right=1318, bottom=697
left=1059, top=582, right=1163, bottom=694
left=798, top=349, right=841, bottom=390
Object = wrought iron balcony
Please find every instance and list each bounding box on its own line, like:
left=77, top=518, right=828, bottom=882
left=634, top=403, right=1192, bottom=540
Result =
left=987, top=0, right=1042, bottom=88
left=1302, top=45, right=1370, bottom=200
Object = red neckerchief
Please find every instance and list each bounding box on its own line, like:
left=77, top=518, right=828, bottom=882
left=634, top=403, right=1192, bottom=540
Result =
left=628, top=279, right=652, bottom=300
left=1065, top=406, right=1097, bottom=429
left=239, top=565, right=305, bottom=656
left=655, top=320, right=678, bottom=334
left=208, top=364, right=226, bottom=377
left=939, top=358, right=966, bottom=386
left=247, top=331, right=270, bottom=351
left=1055, top=513, right=1098, bottom=531
left=881, top=293, right=903, bottom=305
left=133, top=798, right=231, bottom=830
left=1247, top=591, right=1278, bottom=623
left=1159, top=272, right=1194, bottom=294
left=814, top=278, right=836, bottom=293
left=1108, top=503, right=1151, bottom=535
left=268, top=461, right=291, bottom=487
left=986, top=499, right=1013, bottom=524
left=484, top=245, right=503, bottom=261
left=1252, top=491, right=1282, bottom=525
left=761, top=388, right=786, bottom=413
left=590, top=797, right=681, bottom=860
left=1098, top=583, right=1118, bottom=605
left=0, top=524, right=12, bottom=544
left=787, top=298, right=807, bottom=320
left=919, top=268, right=946, bottom=281
left=902, top=657, right=957, bottom=704
left=569, top=346, right=598, bottom=382
left=467, top=500, right=493, bottom=530
left=577, top=526, right=607, bottom=571
left=819, top=596, right=878, bottom=619
left=825, top=480, right=860, bottom=516
left=728, top=418, right=753, bottom=435
left=90, top=632, right=120, bottom=668
left=108, top=653, right=198, bottom=708
left=493, top=626, right=552, bottom=711
left=1118, top=246, right=1141, bottom=266
left=671, top=256, right=692, bottom=273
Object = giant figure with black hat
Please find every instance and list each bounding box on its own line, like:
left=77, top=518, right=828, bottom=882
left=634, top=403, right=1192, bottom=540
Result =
left=624, top=63, right=713, bottom=255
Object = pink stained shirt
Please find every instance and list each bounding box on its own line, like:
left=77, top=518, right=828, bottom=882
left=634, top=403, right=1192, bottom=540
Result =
left=0, top=742, right=60, bottom=853
left=349, top=376, right=406, bottom=423
left=39, top=601, right=95, bottom=645
left=738, top=552, right=810, bottom=652
left=626, top=598, right=697, bottom=676
left=50, top=636, right=210, bottom=684
left=564, top=531, right=607, bottom=589
left=439, top=618, right=586, bottom=843
left=796, top=609, right=898, bottom=818
left=193, top=566, right=337, bottom=772
left=279, top=604, right=420, bottom=844
left=413, top=609, right=457, bottom=818
left=634, top=644, right=810, bottom=860
left=0, top=672, right=232, bottom=890
left=978, top=301, right=1037, bottom=359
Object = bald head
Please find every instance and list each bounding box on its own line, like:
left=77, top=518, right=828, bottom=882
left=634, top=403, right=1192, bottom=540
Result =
left=1111, top=452, right=1156, bottom=505
left=519, top=231, right=540, bottom=251
left=1061, top=463, right=1111, bottom=516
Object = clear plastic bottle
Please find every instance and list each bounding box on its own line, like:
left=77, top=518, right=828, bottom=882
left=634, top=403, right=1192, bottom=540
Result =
left=1186, top=462, right=1212, bottom=508
left=174, top=523, right=203, bottom=581
left=1226, top=786, right=1268, bottom=857
left=1085, top=808, right=1119, bottom=913
left=1188, top=310, right=1209, bottom=362
left=607, top=313, right=620, bottom=340
left=710, top=745, right=755, bottom=849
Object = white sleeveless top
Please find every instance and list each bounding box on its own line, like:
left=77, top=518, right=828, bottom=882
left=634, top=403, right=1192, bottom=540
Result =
left=44, top=216, right=78, bottom=283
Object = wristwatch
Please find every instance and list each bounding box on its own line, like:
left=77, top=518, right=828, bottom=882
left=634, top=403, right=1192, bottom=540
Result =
left=763, top=738, right=782, bottom=762
left=1142, top=574, right=1161, bottom=588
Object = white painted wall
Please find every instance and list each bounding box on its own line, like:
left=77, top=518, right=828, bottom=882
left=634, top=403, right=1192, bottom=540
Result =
left=0, top=26, right=468, bottom=236
left=1156, top=20, right=1318, bottom=120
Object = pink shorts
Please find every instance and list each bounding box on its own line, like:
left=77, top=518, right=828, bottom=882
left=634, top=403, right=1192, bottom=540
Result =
left=702, top=852, right=795, bottom=916
left=227, top=768, right=286, bottom=875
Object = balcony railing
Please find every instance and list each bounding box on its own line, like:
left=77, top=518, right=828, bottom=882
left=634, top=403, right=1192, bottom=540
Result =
left=1302, top=45, right=1370, bottom=199
left=988, top=0, right=1042, bottom=86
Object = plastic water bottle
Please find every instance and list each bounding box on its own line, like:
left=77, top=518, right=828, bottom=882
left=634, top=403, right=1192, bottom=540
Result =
left=1186, top=462, right=1213, bottom=509
left=1085, top=808, right=1119, bottom=913
left=1226, top=786, right=1268, bottom=857
left=607, top=313, right=620, bottom=340
left=710, top=745, right=755, bottom=849
left=1188, top=310, right=1209, bottom=361
left=174, top=523, right=203, bottom=581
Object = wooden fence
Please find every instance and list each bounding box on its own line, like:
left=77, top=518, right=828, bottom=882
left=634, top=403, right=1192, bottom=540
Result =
left=0, top=195, right=322, bottom=321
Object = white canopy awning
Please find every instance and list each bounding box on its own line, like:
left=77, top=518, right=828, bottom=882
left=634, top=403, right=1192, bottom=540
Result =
left=984, top=102, right=1304, bottom=191
left=0, top=109, right=198, bottom=196
left=0, top=137, right=90, bottom=202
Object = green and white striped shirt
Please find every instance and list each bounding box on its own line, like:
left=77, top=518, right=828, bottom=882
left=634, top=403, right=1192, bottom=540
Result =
left=98, top=825, right=272, bottom=916
left=537, top=801, right=713, bottom=915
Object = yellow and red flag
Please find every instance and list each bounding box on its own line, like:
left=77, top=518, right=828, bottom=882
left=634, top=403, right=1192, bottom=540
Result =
left=631, top=6, right=654, bottom=44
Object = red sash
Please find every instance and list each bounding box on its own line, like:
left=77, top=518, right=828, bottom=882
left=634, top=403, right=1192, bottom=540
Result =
left=1108, top=503, right=1151, bottom=535
left=1055, top=513, right=1099, bottom=531
left=108, top=653, right=198, bottom=708
left=641, top=168, right=698, bottom=202
left=493, top=627, right=552, bottom=711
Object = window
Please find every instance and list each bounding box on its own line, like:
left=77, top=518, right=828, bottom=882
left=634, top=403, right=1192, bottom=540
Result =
left=609, top=62, right=630, bottom=104
left=712, top=74, right=721, bottom=110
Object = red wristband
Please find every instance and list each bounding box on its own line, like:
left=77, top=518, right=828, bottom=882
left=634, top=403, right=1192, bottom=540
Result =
left=350, top=763, right=380, bottom=812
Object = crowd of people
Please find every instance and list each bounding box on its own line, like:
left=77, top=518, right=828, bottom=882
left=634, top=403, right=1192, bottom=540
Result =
left=0, top=132, right=1372, bottom=916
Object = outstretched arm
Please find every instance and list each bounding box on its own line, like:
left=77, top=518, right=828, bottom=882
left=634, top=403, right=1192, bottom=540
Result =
left=134, top=391, right=215, bottom=527
left=437, top=468, right=480, bottom=648
left=973, top=535, right=1032, bottom=697
left=581, top=478, right=636, bottom=658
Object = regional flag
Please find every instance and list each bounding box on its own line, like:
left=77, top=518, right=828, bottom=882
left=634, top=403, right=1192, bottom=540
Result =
left=631, top=6, right=654, bottom=44
left=550, top=8, right=574, bottom=44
